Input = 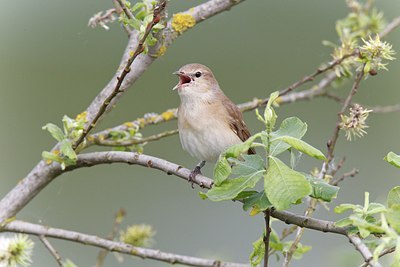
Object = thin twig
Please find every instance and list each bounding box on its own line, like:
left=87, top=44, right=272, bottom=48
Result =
left=379, top=16, right=400, bottom=38
left=5, top=220, right=249, bottom=267
left=72, top=0, right=167, bottom=150
left=93, top=129, right=179, bottom=147
left=39, top=235, right=63, bottom=267
left=348, top=235, right=382, bottom=267
left=370, top=104, right=400, bottom=113
left=95, top=208, right=126, bottom=267
left=277, top=52, right=356, bottom=98
left=330, top=168, right=359, bottom=186
left=263, top=210, right=271, bottom=267
left=115, top=0, right=134, bottom=19
left=360, top=246, right=396, bottom=267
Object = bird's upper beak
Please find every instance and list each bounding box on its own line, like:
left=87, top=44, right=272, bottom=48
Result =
left=173, top=71, right=191, bottom=90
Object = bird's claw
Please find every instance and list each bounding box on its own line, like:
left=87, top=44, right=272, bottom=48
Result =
left=189, top=166, right=202, bottom=189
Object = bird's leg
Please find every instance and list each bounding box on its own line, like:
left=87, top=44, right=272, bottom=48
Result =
left=189, top=161, right=206, bottom=188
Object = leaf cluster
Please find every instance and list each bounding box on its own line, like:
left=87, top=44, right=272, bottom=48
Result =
left=119, top=0, right=165, bottom=53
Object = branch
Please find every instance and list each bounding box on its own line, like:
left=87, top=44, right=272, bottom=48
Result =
left=360, top=246, right=396, bottom=267
left=39, top=235, right=63, bottom=267
left=348, top=235, right=382, bottom=267
left=3, top=220, right=249, bottom=267
left=330, top=168, right=359, bottom=186
left=370, top=104, right=400, bottom=113
left=263, top=210, right=271, bottom=267
left=379, top=16, right=400, bottom=38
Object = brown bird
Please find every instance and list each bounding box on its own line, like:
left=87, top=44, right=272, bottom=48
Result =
left=173, top=63, right=255, bottom=182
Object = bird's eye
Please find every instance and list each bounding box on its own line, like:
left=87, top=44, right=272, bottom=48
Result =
left=195, top=72, right=202, bottom=78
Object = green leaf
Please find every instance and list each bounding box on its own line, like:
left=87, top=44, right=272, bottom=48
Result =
left=243, top=190, right=272, bottom=211
left=224, top=134, right=259, bottom=158
left=233, top=190, right=258, bottom=200
left=264, top=91, right=279, bottom=128
left=249, top=236, right=265, bottom=267
left=335, top=217, right=353, bottom=227
left=273, top=136, right=326, bottom=160
left=42, top=123, right=65, bottom=141
left=60, top=139, right=77, bottom=161
left=387, top=204, right=400, bottom=233
left=270, top=117, right=307, bottom=156
left=231, top=154, right=265, bottom=176
left=42, top=151, right=63, bottom=163
left=198, top=192, right=208, bottom=200
left=304, top=174, right=339, bottom=201
left=213, top=157, right=231, bottom=186
left=388, top=186, right=400, bottom=208
left=334, top=203, right=360, bottom=214
left=206, top=171, right=264, bottom=201
left=384, top=152, right=400, bottom=168
left=366, top=203, right=387, bottom=215
left=264, top=157, right=312, bottom=210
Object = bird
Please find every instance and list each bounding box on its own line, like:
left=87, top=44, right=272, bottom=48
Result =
left=173, top=63, right=255, bottom=184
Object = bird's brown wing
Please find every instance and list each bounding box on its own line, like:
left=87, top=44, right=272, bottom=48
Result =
left=224, top=98, right=256, bottom=155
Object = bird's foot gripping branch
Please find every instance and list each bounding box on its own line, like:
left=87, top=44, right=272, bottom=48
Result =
left=201, top=92, right=339, bottom=264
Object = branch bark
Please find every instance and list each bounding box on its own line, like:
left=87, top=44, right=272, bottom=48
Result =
left=3, top=220, right=249, bottom=267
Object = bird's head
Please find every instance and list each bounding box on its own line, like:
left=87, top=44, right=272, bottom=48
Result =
left=173, top=63, right=219, bottom=99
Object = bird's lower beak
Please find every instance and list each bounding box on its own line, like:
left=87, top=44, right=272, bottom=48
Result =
left=172, top=71, right=191, bottom=90
left=172, top=71, right=180, bottom=90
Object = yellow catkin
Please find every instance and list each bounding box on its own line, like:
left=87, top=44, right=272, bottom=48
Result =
left=161, top=111, right=175, bottom=121
left=171, top=13, right=196, bottom=34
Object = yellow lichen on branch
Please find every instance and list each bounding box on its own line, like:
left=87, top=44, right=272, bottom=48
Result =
left=171, top=13, right=196, bottom=34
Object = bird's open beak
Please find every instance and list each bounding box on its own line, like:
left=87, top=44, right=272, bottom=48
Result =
left=173, top=71, right=191, bottom=90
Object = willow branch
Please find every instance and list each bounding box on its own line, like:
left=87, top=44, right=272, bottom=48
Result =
left=3, top=220, right=249, bottom=267
left=370, top=104, right=400, bottom=113
left=348, top=235, right=382, bottom=267
left=330, top=168, right=359, bottom=186
left=263, top=210, right=271, bottom=267
left=360, top=247, right=396, bottom=267
left=379, top=16, right=400, bottom=38
left=39, top=235, right=63, bottom=267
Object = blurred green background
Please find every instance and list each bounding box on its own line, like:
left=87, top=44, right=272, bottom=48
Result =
left=1, top=0, right=400, bottom=266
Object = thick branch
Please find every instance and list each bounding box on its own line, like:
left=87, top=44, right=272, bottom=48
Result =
left=3, top=220, right=249, bottom=267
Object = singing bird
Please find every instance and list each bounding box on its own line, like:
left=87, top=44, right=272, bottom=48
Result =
left=173, top=63, right=255, bottom=182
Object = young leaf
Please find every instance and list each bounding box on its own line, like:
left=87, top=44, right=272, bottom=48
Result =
left=42, top=123, right=65, bottom=142
left=264, top=91, right=279, bottom=128
left=224, top=134, right=259, bottom=158
left=273, top=136, right=326, bottom=160
left=206, top=171, right=264, bottom=201
left=387, top=186, right=400, bottom=208
left=42, top=151, right=63, bottom=163
left=270, top=117, right=307, bottom=156
left=264, top=157, right=312, bottom=210
left=334, top=203, right=361, bottom=214
left=213, top=157, right=231, bottom=186
left=303, top=174, right=339, bottom=202
left=249, top=236, right=265, bottom=267
left=384, top=152, right=400, bottom=168
left=60, top=139, right=77, bottom=161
